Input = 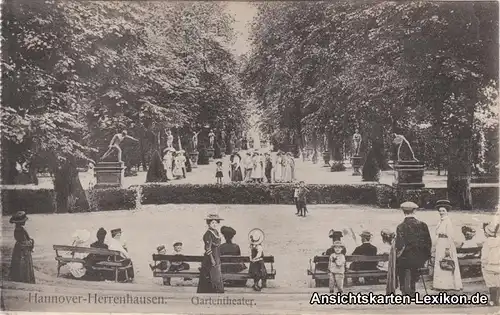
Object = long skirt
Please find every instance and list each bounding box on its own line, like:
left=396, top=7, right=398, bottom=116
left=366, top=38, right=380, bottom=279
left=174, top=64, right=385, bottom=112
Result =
left=10, top=242, right=35, bottom=283
left=249, top=261, right=267, bottom=280
left=197, top=259, right=224, bottom=293
left=433, top=238, right=462, bottom=290
left=231, top=166, right=243, bottom=182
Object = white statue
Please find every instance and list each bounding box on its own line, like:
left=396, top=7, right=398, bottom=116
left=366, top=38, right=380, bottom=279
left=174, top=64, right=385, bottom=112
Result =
left=101, top=130, right=139, bottom=162
left=352, top=128, right=362, bottom=156
left=165, top=129, right=174, bottom=148
left=208, top=129, right=215, bottom=149
left=192, top=130, right=201, bottom=151
left=393, top=133, right=417, bottom=161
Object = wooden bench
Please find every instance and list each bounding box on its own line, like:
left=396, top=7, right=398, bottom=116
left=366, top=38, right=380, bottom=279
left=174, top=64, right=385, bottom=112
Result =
left=456, top=247, right=482, bottom=277
left=307, top=254, right=430, bottom=287
left=53, top=245, right=132, bottom=282
left=151, top=254, right=276, bottom=287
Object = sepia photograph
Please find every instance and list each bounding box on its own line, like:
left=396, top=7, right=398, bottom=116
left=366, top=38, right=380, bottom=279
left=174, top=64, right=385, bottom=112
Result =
left=1, top=1, right=499, bottom=314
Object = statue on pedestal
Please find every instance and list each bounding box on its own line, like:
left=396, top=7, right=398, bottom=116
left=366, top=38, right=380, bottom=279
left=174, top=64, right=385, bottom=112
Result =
left=393, top=133, right=418, bottom=161
left=192, top=130, right=201, bottom=151
left=165, top=129, right=174, bottom=148
left=208, top=129, right=215, bottom=149
left=352, top=128, right=362, bottom=156
left=100, top=130, right=139, bottom=162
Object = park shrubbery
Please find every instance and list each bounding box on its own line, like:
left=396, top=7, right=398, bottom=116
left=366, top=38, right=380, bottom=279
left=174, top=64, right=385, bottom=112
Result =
left=1, top=184, right=497, bottom=214
left=141, top=183, right=380, bottom=205
left=1, top=189, right=55, bottom=215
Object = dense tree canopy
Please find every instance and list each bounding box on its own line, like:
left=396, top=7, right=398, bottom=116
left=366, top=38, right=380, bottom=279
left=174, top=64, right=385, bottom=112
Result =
left=2, top=0, right=247, bottom=211
left=243, top=1, right=498, bottom=208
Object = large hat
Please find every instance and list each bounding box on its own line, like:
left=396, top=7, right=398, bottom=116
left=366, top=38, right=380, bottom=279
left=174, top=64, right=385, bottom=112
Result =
left=173, top=242, right=182, bottom=247
left=157, top=245, right=166, bottom=252
left=9, top=211, right=28, bottom=224
left=329, top=229, right=343, bottom=239
left=205, top=214, right=223, bottom=222
left=381, top=229, right=395, bottom=238
left=435, top=200, right=452, bottom=211
left=72, top=229, right=91, bottom=244
left=483, top=212, right=500, bottom=237
left=461, top=226, right=476, bottom=234
left=248, top=228, right=265, bottom=245
left=400, top=201, right=419, bottom=211
left=111, top=228, right=122, bottom=237
left=216, top=160, right=223, bottom=165
left=220, top=226, right=236, bottom=238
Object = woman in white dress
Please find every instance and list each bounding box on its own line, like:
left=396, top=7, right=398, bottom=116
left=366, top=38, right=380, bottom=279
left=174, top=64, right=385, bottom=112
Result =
left=283, top=153, right=294, bottom=182
left=274, top=152, right=283, bottom=182
left=481, top=209, right=500, bottom=306
left=251, top=152, right=263, bottom=183
left=172, top=151, right=184, bottom=179
left=67, top=229, right=91, bottom=279
left=377, top=229, right=395, bottom=271
left=432, top=200, right=462, bottom=291
left=163, top=149, right=174, bottom=180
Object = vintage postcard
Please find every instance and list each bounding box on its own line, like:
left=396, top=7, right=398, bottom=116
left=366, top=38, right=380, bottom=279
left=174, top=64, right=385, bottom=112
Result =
left=1, top=1, right=499, bottom=314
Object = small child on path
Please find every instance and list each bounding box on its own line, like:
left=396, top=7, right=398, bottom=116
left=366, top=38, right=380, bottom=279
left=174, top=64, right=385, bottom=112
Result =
left=215, top=161, right=223, bottom=184
left=328, top=241, right=346, bottom=294
left=296, top=181, right=309, bottom=217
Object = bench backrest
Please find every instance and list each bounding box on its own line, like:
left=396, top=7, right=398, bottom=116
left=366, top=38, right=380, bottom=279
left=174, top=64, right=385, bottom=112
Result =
left=313, top=254, right=389, bottom=264
left=153, top=254, right=274, bottom=263
left=456, top=247, right=481, bottom=255
left=53, top=245, right=121, bottom=256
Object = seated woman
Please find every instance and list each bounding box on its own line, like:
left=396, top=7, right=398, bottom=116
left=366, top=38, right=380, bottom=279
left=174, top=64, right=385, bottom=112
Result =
left=220, top=226, right=247, bottom=287
left=66, top=229, right=91, bottom=280
left=377, top=229, right=395, bottom=272
left=350, top=231, right=379, bottom=284
left=106, top=229, right=134, bottom=282
left=458, top=226, right=483, bottom=277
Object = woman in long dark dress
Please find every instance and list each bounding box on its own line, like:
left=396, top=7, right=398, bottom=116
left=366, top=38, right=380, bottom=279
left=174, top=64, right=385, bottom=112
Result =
left=197, top=214, right=224, bottom=293
left=220, top=226, right=247, bottom=287
left=9, top=211, right=35, bottom=283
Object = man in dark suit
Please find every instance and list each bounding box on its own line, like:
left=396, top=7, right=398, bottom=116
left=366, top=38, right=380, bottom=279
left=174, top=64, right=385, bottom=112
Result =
left=395, top=202, right=432, bottom=296
left=350, top=231, right=378, bottom=284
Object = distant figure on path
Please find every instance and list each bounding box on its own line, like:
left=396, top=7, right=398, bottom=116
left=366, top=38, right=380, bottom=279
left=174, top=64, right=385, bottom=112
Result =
left=229, top=151, right=243, bottom=182
left=9, top=211, right=35, bottom=284
left=295, top=181, right=309, bottom=217
left=101, top=130, right=139, bottom=162
left=197, top=214, right=224, bottom=293
left=215, top=160, right=223, bottom=184
left=264, top=152, right=273, bottom=183
left=395, top=202, right=432, bottom=296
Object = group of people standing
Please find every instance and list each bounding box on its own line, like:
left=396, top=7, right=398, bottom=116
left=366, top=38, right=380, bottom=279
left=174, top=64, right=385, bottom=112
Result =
left=162, top=148, right=189, bottom=180
left=227, top=149, right=296, bottom=183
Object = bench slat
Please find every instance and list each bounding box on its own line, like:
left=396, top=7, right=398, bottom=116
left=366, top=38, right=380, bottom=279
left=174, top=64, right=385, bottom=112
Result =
left=458, top=258, right=481, bottom=266
left=456, top=247, right=482, bottom=254
left=313, top=255, right=389, bottom=263
left=153, top=254, right=274, bottom=263
left=53, top=245, right=121, bottom=256
left=153, top=270, right=276, bottom=280
left=308, top=268, right=429, bottom=279
left=55, top=257, right=86, bottom=264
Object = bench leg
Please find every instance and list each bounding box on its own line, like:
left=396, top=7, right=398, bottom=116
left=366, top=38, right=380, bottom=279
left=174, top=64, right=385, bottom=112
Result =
left=261, top=279, right=267, bottom=288
left=57, top=263, right=61, bottom=277
left=115, top=268, right=119, bottom=282
left=163, top=277, right=171, bottom=286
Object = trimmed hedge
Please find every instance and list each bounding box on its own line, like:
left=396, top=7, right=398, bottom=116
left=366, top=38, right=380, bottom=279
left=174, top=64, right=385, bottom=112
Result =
left=88, top=187, right=137, bottom=211
left=1, top=189, right=55, bottom=215
left=141, top=183, right=380, bottom=205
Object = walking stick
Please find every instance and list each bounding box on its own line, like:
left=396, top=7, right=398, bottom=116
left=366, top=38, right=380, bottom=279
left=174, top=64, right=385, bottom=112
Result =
left=420, top=273, right=428, bottom=295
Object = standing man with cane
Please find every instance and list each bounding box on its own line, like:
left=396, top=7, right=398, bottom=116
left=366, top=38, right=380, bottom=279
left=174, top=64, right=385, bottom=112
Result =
left=395, top=201, right=432, bottom=297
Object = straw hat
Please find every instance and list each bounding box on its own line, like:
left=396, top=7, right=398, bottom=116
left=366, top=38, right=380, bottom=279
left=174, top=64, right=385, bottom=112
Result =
left=435, top=199, right=452, bottom=211
left=248, top=228, right=265, bottom=245
left=72, top=229, right=91, bottom=244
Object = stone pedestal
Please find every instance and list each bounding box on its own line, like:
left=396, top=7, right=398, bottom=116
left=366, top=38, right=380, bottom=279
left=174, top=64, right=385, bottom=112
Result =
left=351, top=155, right=362, bottom=176
left=94, top=162, right=125, bottom=188
left=322, top=151, right=330, bottom=167
left=189, top=152, right=199, bottom=168
left=393, top=160, right=425, bottom=188
left=207, top=148, right=215, bottom=161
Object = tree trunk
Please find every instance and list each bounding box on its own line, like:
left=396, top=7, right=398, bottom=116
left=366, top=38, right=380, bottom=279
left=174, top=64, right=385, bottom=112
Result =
left=53, top=158, right=89, bottom=213
left=447, top=130, right=473, bottom=210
